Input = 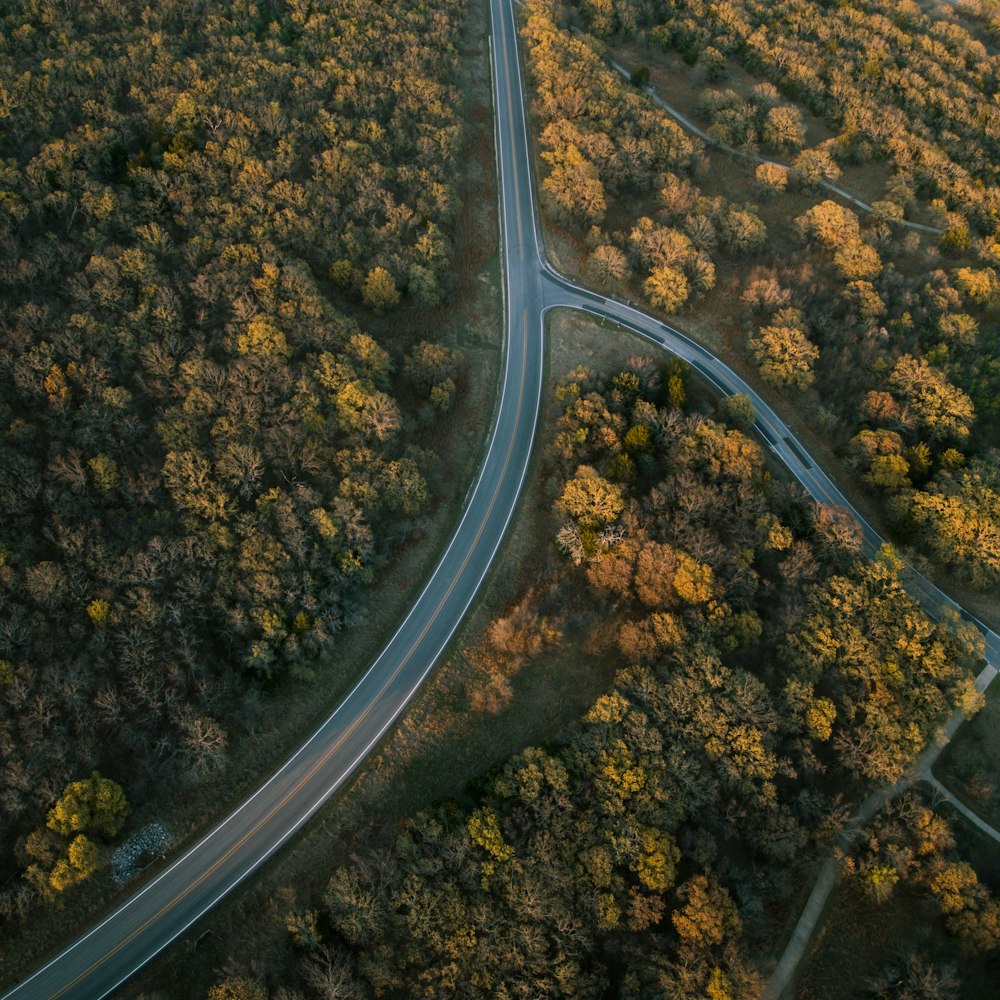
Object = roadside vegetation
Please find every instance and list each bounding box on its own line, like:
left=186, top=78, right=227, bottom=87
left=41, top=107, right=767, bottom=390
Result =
left=200, top=316, right=989, bottom=1000
left=799, top=785, right=1000, bottom=1000
left=938, top=683, right=1000, bottom=832
left=521, top=0, right=1000, bottom=610
left=0, top=0, right=495, bottom=956
left=3, top=0, right=999, bottom=995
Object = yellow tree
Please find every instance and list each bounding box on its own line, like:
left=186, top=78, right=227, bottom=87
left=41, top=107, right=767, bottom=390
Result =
left=644, top=264, right=690, bottom=312
left=672, top=874, right=741, bottom=953
left=559, top=465, right=625, bottom=528
left=541, top=142, right=607, bottom=226
left=48, top=771, right=128, bottom=839
left=48, top=835, right=99, bottom=892
left=362, top=266, right=400, bottom=312
left=888, top=354, right=974, bottom=442
left=750, top=322, right=819, bottom=389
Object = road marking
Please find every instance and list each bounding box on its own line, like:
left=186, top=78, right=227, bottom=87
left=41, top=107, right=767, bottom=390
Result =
left=498, top=0, right=524, bottom=251
left=12, top=1, right=996, bottom=995
left=43, top=51, right=541, bottom=989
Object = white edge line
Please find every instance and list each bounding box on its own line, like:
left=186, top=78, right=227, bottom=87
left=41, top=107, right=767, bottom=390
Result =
left=9, top=9, right=526, bottom=1000
left=550, top=298, right=1000, bottom=657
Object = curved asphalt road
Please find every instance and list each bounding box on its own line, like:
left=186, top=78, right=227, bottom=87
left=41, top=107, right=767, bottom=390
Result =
left=4, top=0, right=996, bottom=996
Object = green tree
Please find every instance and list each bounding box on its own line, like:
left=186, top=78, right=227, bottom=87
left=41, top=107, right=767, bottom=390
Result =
left=630, top=65, right=650, bottom=88
left=720, top=393, right=755, bottom=431
left=623, top=424, right=652, bottom=455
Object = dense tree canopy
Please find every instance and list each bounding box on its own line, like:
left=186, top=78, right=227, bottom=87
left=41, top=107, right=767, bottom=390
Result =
left=0, top=0, right=472, bottom=923
left=209, top=359, right=985, bottom=999
left=530, top=0, right=1000, bottom=589
left=647, top=0, right=1000, bottom=234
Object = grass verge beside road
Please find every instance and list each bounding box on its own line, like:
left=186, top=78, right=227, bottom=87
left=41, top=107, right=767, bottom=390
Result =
left=120, top=309, right=656, bottom=997
left=0, top=2, right=502, bottom=986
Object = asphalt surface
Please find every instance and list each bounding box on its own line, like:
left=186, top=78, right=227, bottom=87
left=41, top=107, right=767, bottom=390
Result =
left=4, top=0, right=996, bottom=996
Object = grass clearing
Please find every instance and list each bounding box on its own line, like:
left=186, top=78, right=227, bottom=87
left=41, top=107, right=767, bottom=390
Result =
left=936, top=680, right=1000, bottom=833
left=795, top=877, right=943, bottom=1000
left=941, top=804, right=1000, bottom=999
left=606, top=33, right=922, bottom=224
left=615, top=36, right=837, bottom=149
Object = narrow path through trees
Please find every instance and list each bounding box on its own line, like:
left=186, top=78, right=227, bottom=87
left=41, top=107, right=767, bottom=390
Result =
left=568, top=24, right=945, bottom=235
left=3, top=2, right=994, bottom=997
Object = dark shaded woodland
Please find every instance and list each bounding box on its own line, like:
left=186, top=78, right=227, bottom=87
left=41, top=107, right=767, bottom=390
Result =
left=0, top=0, right=468, bottom=912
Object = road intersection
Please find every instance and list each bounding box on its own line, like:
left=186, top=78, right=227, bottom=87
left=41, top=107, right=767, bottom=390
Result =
left=3, top=0, right=996, bottom=996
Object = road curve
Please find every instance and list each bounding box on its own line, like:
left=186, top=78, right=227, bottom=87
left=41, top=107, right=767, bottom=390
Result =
left=536, top=268, right=1000, bottom=679
left=4, top=0, right=996, bottom=997
left=0, top=1, right=545, bottom=997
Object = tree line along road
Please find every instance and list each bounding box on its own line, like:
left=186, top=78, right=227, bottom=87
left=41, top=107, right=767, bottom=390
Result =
left=4, top=0, right=996, bottom=996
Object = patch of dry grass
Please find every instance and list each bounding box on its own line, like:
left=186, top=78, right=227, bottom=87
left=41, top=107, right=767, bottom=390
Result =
left=937, top=682, right=1000, bottom=833
left=794, top=879, right=942, bottom=1000
left=610, top=35, right=912, bottom=221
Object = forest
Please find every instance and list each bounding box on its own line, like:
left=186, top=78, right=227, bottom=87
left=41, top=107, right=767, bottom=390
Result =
left=3, top=0, right=999, bottom=994
left=201, top=357, right=992, bottom=999
left=0, top=0, right=471, bottom=920
left=521, top=0, right=1000, bottom=596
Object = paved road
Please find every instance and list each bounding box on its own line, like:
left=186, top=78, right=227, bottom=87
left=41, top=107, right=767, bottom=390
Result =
left=4, top=0, right=996, bottom=996
left=925, top=771, right=1000, bottom=843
